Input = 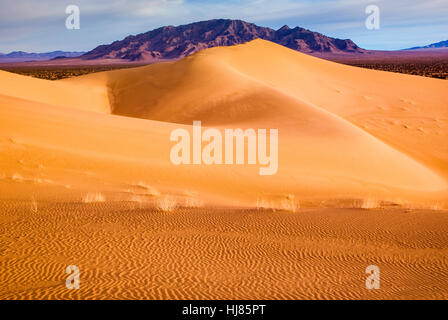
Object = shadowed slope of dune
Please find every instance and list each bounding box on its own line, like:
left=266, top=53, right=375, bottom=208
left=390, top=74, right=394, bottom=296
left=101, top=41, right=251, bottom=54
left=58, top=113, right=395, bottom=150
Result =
left=0, top=70, right=110, bottom=113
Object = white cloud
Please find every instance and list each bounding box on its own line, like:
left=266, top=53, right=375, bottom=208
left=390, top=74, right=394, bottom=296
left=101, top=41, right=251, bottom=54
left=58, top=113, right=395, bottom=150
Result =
left=0, top=0, right=446, bottom=52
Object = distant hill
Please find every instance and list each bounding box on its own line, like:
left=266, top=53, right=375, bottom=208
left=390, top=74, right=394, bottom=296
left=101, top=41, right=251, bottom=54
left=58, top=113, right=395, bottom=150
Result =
left=404, top=40, right=448, bottom=50
left=0, top=51, right=85, bottom=62
left=82, top=19, right=366, bottom=61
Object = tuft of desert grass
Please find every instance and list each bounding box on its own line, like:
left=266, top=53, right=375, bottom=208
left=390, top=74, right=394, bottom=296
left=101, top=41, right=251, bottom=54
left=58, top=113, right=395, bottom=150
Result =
left=430, top=203, right=443, bottom=211
left=256, top=198, right=276, bottom=212
left=184, top=197, right=204, bottom=208
left=157, top=196, right=177, bottom=212
left=354, top=197, right=380, bottom=209
left=280, top=194, right=300, bottom=212
left=31, top=196, right=38, bottom=213
left=128, top=194, right=151, bottom=209
left=82, top=193, right=106, bottom=203
left=11, top=173, right=24, bottom=182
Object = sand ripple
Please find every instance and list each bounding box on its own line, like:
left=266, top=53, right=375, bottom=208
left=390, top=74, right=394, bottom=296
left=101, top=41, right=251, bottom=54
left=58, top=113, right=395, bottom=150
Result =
left=1, top=202, right=447, bottom=300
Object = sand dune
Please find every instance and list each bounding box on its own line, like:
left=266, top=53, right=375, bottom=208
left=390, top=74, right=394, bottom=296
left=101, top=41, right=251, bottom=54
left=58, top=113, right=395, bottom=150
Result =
left=0, top=70, right=110, bottom=113
left=1, top=39, right=448, bottom=300
left=1, top=39, right=447, bottom=207
left=67, top=40, right=448, bottom=183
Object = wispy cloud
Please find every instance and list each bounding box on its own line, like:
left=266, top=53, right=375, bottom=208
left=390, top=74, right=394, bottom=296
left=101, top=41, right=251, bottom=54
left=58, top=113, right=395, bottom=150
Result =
left=0, top=0, right=447, bottom=52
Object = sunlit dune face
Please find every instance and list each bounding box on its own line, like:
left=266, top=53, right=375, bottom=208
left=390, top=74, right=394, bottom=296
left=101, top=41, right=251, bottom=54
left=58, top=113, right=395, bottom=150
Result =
left=1, top=39, right=447, bottom=207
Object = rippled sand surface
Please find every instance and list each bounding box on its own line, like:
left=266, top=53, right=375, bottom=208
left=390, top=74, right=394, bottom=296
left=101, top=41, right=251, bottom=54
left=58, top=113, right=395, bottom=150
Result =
left=1, top=201, right=447, bottom=300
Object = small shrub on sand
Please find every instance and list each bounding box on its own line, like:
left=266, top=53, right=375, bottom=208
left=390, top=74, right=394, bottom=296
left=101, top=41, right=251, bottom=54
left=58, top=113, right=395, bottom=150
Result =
left=157, top=196, right=177, bottom=212
left=82, top=193, right=106, bottom=203
left=128, top=194, right=156, bottom=209
left=31, top=197, right=38, bottom=213
left=257, top=195, right=300, bottom=212
left=430, top=203, right=443, bottom=211
left=360, top=198, right=380, bottom=209
left=184, top=197, right=204, bottom=208
left=11, top=173, right=24, bottom=182
left=256, top=198, right=276, bottom=212
left=280, top=194, right=300, bottom=212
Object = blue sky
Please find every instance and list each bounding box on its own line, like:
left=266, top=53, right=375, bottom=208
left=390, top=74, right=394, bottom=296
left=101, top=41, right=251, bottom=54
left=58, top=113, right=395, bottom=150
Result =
left=0, top=0, right=447, bottom=52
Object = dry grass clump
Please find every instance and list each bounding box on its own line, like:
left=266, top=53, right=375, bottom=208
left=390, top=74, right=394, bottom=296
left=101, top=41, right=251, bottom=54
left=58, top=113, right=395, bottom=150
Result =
left=257, top=195, right=300, bottom=212
left=11, top=173, right=24, bottom=182
left=429, top=203, right=444, bottom=211
left=256, top=198, right=276, bottom=211
left=280, top=194, right=300, bottom=212
left=184, top=197, right=204, bottom=208
left=82, top=193, right=106, bottom=203
left=351, top=198, right=380, bottom=209
left=30, top=196, right=38, bottom=213
left=157, top=196, right=177, bottom=212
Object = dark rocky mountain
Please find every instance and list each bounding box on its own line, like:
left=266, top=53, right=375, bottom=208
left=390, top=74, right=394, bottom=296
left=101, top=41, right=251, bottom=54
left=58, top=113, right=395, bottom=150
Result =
left=82, top=19, right=366, bottom=61
left=404, top=40, right=448, bottom=50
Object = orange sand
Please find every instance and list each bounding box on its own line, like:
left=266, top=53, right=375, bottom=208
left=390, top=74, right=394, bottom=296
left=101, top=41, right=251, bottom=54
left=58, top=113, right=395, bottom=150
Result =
left=0, top=40, right=447, bottom=299
left=0, top=203, right=447, bottom=300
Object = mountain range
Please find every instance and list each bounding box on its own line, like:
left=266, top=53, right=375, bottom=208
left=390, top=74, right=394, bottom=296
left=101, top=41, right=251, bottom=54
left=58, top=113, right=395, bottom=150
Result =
left=2, top=20, right=446, bottom=64
left=0, top=51, right=85, bottom=62
left=404, top=40, right=448, bottom=50
left=81, top=19, right=366, bottom=61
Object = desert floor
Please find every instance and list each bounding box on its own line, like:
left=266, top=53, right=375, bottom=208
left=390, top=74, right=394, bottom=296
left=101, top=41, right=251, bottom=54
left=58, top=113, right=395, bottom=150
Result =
left=0, top=198, right=447, bottom=300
